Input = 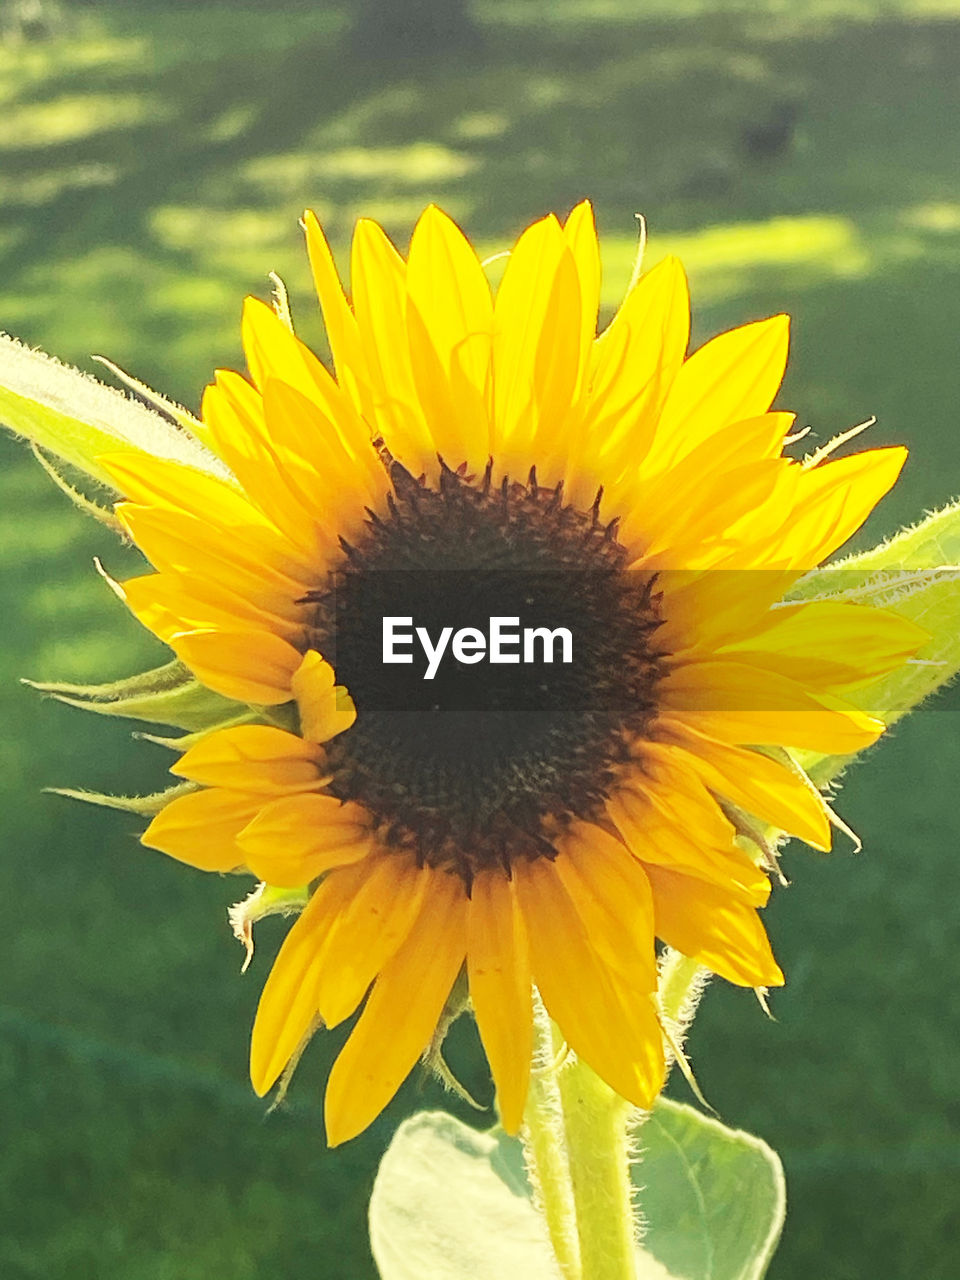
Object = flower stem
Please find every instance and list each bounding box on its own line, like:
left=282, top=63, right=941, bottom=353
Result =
left=522, top=1002, right=638, bottom=1280
left=556, top=1057, right=638, bottom=1280
left=521, top=955, right=709, bottom=1280
left=522, top=1002, right=581, bottom=1279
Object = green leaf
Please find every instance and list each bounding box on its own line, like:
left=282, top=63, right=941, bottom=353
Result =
left=845, top=571, right=960, bottom=724
left=0, top=333, right=228, bottom=487
left=793, top=497, right=960, bottom=598
left=369, top=1101, right=785, bottom=1280
left=632, top=1097, right=785, bottom=1280
left=25, top=660, right=249, bottom=732
left=369, top=1112, right=561, bottom=1280
left=784, top=499, right=960, bottom=781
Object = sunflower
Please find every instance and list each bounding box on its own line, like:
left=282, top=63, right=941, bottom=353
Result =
left=104, top=203, right=922, bottom=1145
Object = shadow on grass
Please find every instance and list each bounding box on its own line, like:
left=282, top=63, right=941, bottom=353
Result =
left=1, top=1, right=959, bottom=397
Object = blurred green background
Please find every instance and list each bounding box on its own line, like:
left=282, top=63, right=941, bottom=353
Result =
left=1, top=0, right=958, bottom=1276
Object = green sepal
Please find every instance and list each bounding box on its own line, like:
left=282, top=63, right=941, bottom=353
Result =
left=91, top=355, right=218, bottom=453
left=369, top=1099, right=785, bottom=1280
left=228, top=881, right=309, bottom=972
left=0, top=332, right=225, bottom=487
left=47, top=781, right=196, bottom=816
left=30, top=444, right=123, bottom=531
left=25, top=658, right=188, bottom=700
left=136, top=713, right=261, bottom=754
left=24, top=660, right=249, bottom=732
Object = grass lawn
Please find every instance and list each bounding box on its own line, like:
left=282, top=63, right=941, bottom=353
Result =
left=1, top=2, right=959, bottom=1276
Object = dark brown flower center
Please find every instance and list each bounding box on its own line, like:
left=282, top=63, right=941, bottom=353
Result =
left=302, top=455, right=664, bottom=885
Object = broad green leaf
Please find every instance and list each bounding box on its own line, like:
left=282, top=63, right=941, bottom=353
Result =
left=370, top=1102, right=784, bottom=1280
left=370, top=1111, right=561, bottom=1280
left=0, top=333, right=228, bottom=486
left=632, top=1097, right=785, bottom=1280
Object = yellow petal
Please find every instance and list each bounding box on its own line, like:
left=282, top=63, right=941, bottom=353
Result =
left=239, top=302, right=382, bottom=490
left=626, top=459, right=784, bottom=568
left=491, top=214, right=568, bottom=461
left=171, top=628, right=303, bottom=706
left=303, top=208, right=377, bottom=423
left=467, top=870, right=533, bottom=1134
left=351, top=217, right=435, bottom=475
left=552, top=823, right=657, bottom=993
left=716, top=600, right=928, bottom=689
left=645, top=864, right=784, bottom=988
left=141, top=787, right=258, bottom=872
left=261, top=376, right=379, bottom=541
left=292, top=650, right=356, bottom=742
left=587, top=255, right=689, bottom=445
left=563, top=200, right=601, bottom=391
left=515, top=858, right=664, bottom=1109
left=324, top=871, right=467, bottom=1146
left=618, top=414, right=794, bottom=557
left=201, top=374, right=334, bottom=563
left=250, top=867, right=362, bottom=1095
left=405, top=302, right=462, bottom=465
left=654, top=567, right=802, bottom=656
left=208, top=368, right=373, bottom=558
left=242, top=294, right=326, bottom=397
left=607, top=768, right=770, bottom=906
left=238, top=792, right=372, bottom=887
left=655, top=723, right=831, bottom=851
left=121, top=571, right=301, bottom=645
left=100, top=451, right=258, bottom=527
left=527, top=244, right=584, bottom=473
left=771, top=447, right=908, bottom=567
left=172, top=724, right=324, bottom=793
left=115, top=501, right=312, bottom=600
left=241, top=296, right=382, bottom=488
left=651, top=314, right=790, bottom=470
left=660, top=659, right=885, bottom=752
left=406, top=204, right=493, bottom=467
left=313, top=855, right=432, bottom=1027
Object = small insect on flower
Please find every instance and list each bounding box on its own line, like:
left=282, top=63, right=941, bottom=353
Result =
left=56, top=203, right=923, bottom=1145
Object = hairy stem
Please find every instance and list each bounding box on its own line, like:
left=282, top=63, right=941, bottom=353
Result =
left=521, top=1001, right=581, bottom=1279
left=521, top=953, right=708, bottom=1280
left=557, top=1057, right=638, bottom=1280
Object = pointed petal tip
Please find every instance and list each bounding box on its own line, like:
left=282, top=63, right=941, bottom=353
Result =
left=323, top=1095, right=364, bottom=1148
left=497, top=1098, right=525, bottom=1137
left=242, top=293, right=269, bottom=318
left=249, top=1063, right=272, bottom=1098
left=565, top=197, right=595, bottom=223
